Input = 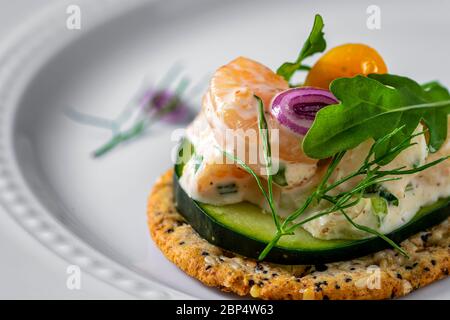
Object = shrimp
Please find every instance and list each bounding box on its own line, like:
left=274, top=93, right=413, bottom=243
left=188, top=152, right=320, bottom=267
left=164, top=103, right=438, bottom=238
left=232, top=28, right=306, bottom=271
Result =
left=203, top=56, right=317, bottom=166
left=181, top=57, right=323, bottom=205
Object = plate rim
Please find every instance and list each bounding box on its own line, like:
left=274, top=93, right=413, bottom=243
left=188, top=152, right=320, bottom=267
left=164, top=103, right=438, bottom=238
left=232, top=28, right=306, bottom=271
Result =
left=0, top=0, right=194, bottom=300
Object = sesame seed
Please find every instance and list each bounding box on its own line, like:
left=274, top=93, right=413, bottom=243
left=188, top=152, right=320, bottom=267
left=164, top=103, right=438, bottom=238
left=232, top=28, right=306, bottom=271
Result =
left=315, top=264, right=328, bottom=272
left=314, top=281, right=328, bottom=292
left=421, top=233, right=431, bottom=242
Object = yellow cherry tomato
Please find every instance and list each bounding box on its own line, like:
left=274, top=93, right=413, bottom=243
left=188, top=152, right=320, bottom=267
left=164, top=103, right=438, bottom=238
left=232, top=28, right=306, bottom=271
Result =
left=305, top=43, right=388, bottom=90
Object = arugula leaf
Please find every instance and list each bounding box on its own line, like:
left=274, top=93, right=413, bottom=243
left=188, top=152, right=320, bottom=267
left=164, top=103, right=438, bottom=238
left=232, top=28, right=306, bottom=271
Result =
left=302, top=74, right=450, bottom=159
left=421, top=81, right=450, bottom=152
left=422, top=81, right=450, bottom=100
left=369, top=74, right=450, bottom=153
left=364, top=74, right=429, bottom=163
left=276, top=14, right=326, bottom=82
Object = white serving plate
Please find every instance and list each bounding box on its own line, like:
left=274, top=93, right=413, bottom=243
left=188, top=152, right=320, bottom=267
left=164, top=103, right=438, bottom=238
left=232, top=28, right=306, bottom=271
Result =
left=0, top=0, right=448, bottom=299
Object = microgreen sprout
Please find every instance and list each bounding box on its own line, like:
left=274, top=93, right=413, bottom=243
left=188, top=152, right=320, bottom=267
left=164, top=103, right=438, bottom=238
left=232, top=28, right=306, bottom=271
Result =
left=65, top=66, right=205, bottom=157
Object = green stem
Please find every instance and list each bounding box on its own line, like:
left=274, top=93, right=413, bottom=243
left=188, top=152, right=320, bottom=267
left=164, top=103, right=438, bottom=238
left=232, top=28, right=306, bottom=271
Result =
left=332, top=176, right=401, bottom=199
left=258, top=231, right=283, bottom=261
left=93, top=120, right=146, bottom=157
left=339, top=209, right=408, bottom=257
left=93, top=136, right=123, bottom=157
left=255, top=95, right=280, bottom=229
left=282, top=150, right=346, bottom=227
left=281, top=195, right=315, bottom=229
left=298, top=64, right=311, bottom=71
left=285, top=208, right=337, bottom=233
left=377, top=156, right=450, bottom=176
left=322, top=194, right=408, bottom=257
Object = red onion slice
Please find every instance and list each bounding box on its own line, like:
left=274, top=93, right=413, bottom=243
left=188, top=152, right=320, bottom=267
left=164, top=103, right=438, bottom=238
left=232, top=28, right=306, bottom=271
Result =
left=271, top=87, right=338, bottom=135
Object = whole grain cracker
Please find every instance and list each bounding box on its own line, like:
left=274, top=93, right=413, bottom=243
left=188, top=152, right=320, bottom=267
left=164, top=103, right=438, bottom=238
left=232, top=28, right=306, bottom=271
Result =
left=148, top=170, right=450, bottom=300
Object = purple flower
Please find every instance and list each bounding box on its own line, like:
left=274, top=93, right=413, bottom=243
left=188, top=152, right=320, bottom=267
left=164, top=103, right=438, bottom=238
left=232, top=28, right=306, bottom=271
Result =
left=141, top=89, right=191, bottom=124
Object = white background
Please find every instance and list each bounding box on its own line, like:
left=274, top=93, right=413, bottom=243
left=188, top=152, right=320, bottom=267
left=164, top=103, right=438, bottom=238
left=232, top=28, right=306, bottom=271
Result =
left=0, top=0, right=132, bottom=299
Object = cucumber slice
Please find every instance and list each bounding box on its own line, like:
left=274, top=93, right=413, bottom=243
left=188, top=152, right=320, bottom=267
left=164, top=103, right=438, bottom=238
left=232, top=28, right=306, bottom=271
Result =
left=174, top=140, right=450, bottom=264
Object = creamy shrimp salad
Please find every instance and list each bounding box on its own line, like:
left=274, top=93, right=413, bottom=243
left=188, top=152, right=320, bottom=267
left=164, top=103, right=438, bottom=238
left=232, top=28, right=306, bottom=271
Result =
left=179, top=57, right=450, bottom=240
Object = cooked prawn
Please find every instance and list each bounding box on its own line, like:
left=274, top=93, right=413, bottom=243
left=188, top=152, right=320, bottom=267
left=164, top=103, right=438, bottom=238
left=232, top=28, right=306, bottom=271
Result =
left=182, top=57, right=323, bottom=203
left=203, top=56, right=317, bottom=165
